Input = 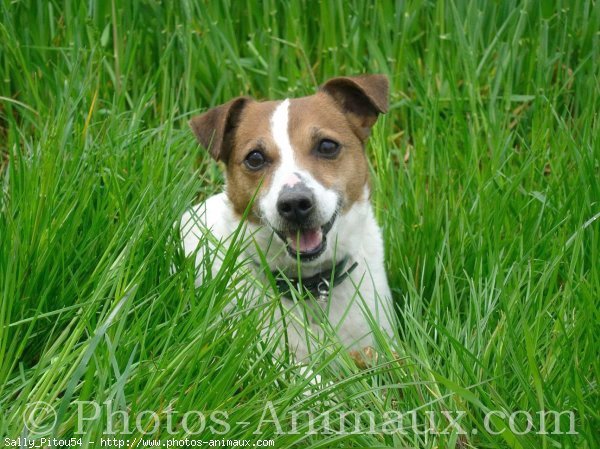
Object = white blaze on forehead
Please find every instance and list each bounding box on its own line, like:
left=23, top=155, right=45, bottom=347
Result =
left=270, top=99, right=296, bottom=174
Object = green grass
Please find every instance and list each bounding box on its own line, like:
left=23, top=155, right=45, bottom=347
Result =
left=1, top=1, right=599, bottom=448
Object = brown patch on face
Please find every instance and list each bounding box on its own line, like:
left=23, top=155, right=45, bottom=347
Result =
left=224, top=100, right=280, bottom=222
left=287, top=93, right=370, bottom=211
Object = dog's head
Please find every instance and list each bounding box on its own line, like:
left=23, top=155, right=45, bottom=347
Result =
left=190, top=75, right=388, bottom=263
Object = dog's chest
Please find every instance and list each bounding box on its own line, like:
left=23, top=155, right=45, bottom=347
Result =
left=181, top=192, right=394, bottom=359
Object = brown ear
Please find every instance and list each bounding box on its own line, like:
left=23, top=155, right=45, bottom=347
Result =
left=320, top=74, right=389, bottom=140
left=189, top=96, right=250, bottom=162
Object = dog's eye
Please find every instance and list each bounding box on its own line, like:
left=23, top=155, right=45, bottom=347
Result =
left=315, top=139, right=340, bottom=159
left=244, top=150, right=267, bottom=170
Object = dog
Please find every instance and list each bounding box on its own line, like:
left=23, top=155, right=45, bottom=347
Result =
left=181, top=74, right=396, bottom=362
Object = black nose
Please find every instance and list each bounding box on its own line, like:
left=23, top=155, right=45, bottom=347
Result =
left=277, top=188, right=315, bottom=223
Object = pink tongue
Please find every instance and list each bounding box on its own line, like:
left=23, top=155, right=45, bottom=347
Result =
left=288, top=229, right=323, bottom=253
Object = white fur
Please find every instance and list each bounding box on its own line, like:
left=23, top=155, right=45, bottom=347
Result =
left=180, top=103, right=396, bottom=361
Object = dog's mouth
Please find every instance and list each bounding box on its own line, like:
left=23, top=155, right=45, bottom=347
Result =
left=286, top=228, right=326, bottom=257
left=272, top=213, right=337, bottom=261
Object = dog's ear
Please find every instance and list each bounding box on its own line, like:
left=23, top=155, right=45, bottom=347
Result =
left=320, top=74, right=389, bottom=140
left=189, top=96, right=251, bottom=162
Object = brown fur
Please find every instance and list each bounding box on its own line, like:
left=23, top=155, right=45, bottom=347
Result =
left=287, top=93, right=370, bottom=209
left=225, top=100, right=279, bottom=221
left=189, top=97, right=250, bottom=162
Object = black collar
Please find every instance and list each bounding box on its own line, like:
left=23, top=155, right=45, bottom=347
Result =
left=274, top=256, right=359, bottom=300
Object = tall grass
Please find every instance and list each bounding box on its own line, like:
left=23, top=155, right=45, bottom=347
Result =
left=1, top=1, right=598, bottom=448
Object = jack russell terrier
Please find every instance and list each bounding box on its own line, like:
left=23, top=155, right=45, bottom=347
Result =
left=181, top=74, right=396, bottom=362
